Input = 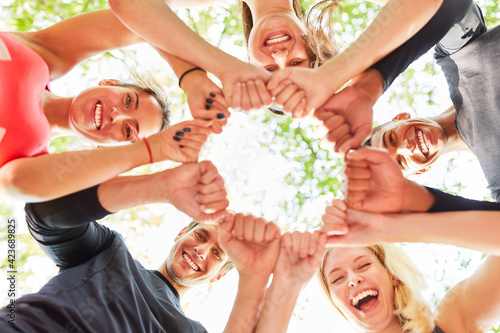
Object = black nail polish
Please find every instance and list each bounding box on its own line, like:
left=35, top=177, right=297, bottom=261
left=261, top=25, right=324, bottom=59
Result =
left=204, top=118, right=211, bottom=121
left=217, top=113, right=225, bottom=119
left=183, top=128, right=191, bottom=132
left=209, top=93, right=216, bottom=98
left=175, top=131, right=184, bottom=136
left=180, top=145, right=185, bottom=148
left=173, top=136, right=181, bottom=142
left=205, top=105, right=212, bottom=110
left=206, top=98, right=214, bottom=104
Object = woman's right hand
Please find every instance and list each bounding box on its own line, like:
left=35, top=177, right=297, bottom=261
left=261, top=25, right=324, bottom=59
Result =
left=147, top=119, right=214, bottom=163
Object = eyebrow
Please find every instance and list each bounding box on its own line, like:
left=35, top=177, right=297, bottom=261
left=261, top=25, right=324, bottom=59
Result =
left=134, top=92, right=139, bottom=110
left=328, top=255, right=370, bottom=276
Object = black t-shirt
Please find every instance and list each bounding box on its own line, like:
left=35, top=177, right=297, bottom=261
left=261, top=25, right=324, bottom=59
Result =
left=0, top=186, right=207, bottom=333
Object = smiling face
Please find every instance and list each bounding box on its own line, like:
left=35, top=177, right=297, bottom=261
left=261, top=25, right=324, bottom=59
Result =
left=165, top=225, right=228, bottom=288
left=322, top=247, right=400, bottom=332
left=68, top=84, right=163, bottom=144
left=369, top=113, right=447, bottom=175
left=247, top=12, right=310, bottom=72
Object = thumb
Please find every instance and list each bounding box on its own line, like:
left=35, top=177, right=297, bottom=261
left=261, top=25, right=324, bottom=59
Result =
left=218, top=213, right=236, bottom=245
left=267, top=70, right=290, bottom=91
left=346, top=146, right=391, bottom=165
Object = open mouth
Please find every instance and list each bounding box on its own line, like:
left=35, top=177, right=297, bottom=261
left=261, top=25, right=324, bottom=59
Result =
left=351, top=289, right=379, bottom=311
left=416, top=129, right=430, bottom=157
left=94, top=101, right=103, bottom=130
left=264, top=33, right=291, bottom=46
left=182, top=252, right=200, bottom=271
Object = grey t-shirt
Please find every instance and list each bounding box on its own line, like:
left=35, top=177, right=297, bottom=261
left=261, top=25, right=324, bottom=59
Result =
left=437, top=22, right=500, bottom=201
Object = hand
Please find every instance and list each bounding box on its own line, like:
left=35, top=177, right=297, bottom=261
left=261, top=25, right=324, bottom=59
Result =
left=218, top=60, right=272, bottom=111
left=273, top=230, right=326, bottom=288
left=267, top=67, right=332, bottom=118
left=321, top=199, right=390, bottom=247
left=219, top=214, right=281, bottom=281
left=314, top=86, right=374, bottom=154
left=148, top=119, right=213, bottom=163
left=267, top=79, right=306, bottom=116
left=181, top=70, right=231, bottom=134
left=341, top=146, right=434, bottom=212
left=161, top=161, right=229, bottom=223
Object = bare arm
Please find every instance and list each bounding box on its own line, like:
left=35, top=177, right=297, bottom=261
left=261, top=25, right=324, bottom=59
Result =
left=12, top=9, right=144, bottom=80
left=436, top=256, right=500, bottom=333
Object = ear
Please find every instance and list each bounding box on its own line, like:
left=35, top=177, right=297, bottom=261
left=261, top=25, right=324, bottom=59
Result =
left=414, top=165, right=431, bottom=175
left=392, top=112, right=411, bottom=121
left=391, top=275, right=399, bottom=287
left=98, top=79, right=121, bottom=86
left=174, top=226, right=188, bottom=242
left=209, top=271, right=227, bottom=283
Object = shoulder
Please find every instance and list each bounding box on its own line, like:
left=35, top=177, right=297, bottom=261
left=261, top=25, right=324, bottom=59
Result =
left=434, top=282, right=468, bottom=333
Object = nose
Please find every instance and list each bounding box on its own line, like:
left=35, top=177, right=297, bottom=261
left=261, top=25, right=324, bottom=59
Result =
left=193, top=245, right=207, bottom=261
left=271, top=48, right=289, bottom=70
left=348, top=273, right=363, bottom=288
left=396, top=139, right=414, bottom=156
left=110, top=106, right=128, bottom=125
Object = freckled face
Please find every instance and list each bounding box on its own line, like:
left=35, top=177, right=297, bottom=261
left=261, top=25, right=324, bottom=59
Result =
left=323, top=247, right=399, bottom=332
left=166, top=225, right=228, bottom=287
left=247, top=12, right=310, bottom=72
left=69, top=86, right=163, bottom=144
left=370, top=117, right=447, bottom=174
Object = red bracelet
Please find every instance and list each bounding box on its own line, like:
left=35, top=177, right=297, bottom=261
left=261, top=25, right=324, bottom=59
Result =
left=143, top=137, right=153, bottom=164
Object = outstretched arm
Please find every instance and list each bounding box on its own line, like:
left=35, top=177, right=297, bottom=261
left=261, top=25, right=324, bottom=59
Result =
left=0, top=119, right=213, bottom=202
left=256, top=231, right=326, bottom=333
left=219, top=214, right=281, bottom=333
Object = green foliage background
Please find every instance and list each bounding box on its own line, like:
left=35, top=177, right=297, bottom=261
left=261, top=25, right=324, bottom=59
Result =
left=0, top=0, right=499, bottom=331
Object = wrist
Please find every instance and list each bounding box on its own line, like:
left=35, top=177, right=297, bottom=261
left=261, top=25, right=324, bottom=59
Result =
left=351, top=69, right=384, bottom=105
left=179, top=67, right=206, bottom=89
left=401, top=180, right=435, bottom=212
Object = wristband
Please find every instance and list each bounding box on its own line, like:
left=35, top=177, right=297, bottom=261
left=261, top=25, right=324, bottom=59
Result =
left=143, top=137, right=153, bottom=164
left=178, top=67, right=205, bottom=88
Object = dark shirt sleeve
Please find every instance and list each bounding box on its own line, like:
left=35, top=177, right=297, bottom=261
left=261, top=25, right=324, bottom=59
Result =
left=426, top=187, right=500, bottom=212
left=370, top=0, right=473, bottom=91
left=25, top=185, right=115, bottom=270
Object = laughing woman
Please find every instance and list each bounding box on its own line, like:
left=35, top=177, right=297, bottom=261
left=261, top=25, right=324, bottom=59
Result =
left=0, top=9, right=213, bottom=202
left=318, top=201, right=500, bottom=332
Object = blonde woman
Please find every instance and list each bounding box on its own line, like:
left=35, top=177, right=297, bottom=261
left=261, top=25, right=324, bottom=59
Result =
left=320, top=201, right=500, bottom=332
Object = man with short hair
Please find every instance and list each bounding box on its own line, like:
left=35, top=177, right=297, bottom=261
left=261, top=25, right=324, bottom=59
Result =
left=0, top=161, right=280, bottom=333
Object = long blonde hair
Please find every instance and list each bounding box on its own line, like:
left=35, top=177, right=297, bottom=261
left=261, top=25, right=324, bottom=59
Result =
left=318, top=244, right=435, bottom=333
left=239, top=0, right=340, bottom=68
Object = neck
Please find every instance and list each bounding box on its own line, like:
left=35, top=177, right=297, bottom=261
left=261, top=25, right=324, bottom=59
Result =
left=430, top=106, right=469, bottom=153
left=41, top=90, right=74, bottom=135
left=157, top=264, right=189, bottom=298
left=243, top=0, right=296, bottom=22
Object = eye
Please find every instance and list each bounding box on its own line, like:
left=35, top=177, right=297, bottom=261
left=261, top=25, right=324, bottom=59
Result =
left=126, top=94, right=131, bottom=108
left=213, top=249, right=222, bottom=260
left=125, top=123, right=131, bottom=139
left=196, top=231, right=206, bottom=241
left=397, top=156, right=405, bottom=168
left=389, top=132, right=396, bottom=146
left=265, top=66, right=278, bottom=72
left=289, top=60, right=303, bottom=66
left=332, top=276, right=344, bottom=284
left=359, top=263, right=371, bottom=270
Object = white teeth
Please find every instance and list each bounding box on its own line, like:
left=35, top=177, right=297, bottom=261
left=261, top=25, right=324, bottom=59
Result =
left=416, top=130, right=429, bottom=155
left=183, top=253, right=200, bottom=271
left=351, top=289, right=378, bottom=307
left=265, top=34, right=290, bottom=46
left=94, top=102, right=103, bottom=130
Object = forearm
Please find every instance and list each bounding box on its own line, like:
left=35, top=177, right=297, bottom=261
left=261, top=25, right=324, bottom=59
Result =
left=370, top=0, right=472, bottom=90
left=255, top=278, right=302, bottom=333
left=224, top=274, right=268, bottom=333
left=385, top=211, right=500, bottom=255
left=97, top=173, right=170, bottom=212
left=0, top=142, right=150, bottom=202
left=318, top=0, right=445, bottom=91
left=108, top=0, right=237, bottom=78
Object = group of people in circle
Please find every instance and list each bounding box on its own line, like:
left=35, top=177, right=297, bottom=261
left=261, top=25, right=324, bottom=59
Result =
left=1, top=0, right=500, bottom=332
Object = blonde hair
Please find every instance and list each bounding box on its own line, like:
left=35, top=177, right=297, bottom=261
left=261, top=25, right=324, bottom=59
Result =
left=115, top=68, right=171, bottom=132
left=240, top=0, right=339, bottom=68
left=318, top=244, right=435, bottom=333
